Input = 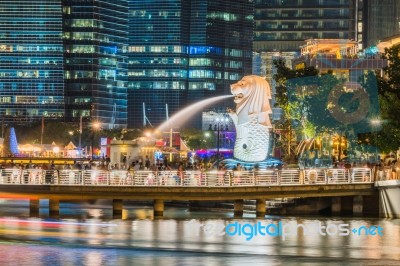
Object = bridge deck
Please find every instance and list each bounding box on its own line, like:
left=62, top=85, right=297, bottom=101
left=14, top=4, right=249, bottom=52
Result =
left=0, top=168, right=380, bottom=217
left=0, top=183, right=375, bottom=201
left=0, top=168, right=376, bottom=201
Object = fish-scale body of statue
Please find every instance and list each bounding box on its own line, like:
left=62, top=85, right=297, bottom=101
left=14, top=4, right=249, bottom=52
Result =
left=229, top=75, right=272, bottom=162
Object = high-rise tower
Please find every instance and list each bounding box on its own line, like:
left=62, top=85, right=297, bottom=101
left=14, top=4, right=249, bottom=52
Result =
left=254, top=0, right=357, bottom=52
left=365, top=0, right=400, bottom=47
left=62, top=0, right=129, bottom=128
left=0, top=0, right=64, bottom=123
left=127, top=0, right=253, bottom=128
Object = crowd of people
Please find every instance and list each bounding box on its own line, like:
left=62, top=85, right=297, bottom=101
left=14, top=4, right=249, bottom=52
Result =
left=300, top=156, right=400, bottom=181
left=1, top=154, right=398, bottom=185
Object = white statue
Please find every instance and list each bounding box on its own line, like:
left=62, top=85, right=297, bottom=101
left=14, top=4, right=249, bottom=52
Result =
left=229, top=75, right=272, bottom=162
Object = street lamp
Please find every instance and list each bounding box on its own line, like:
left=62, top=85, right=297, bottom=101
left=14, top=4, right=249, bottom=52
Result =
left=68, top=131, right=73, bottom=142
left=209, top=116, right=230, bottom=167
left=91, top=122, right=101, bottom=160
left=370, top=118, right=382, bottom=163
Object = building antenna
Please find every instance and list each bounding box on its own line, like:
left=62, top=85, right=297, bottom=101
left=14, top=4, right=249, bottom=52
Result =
left=142, top=102, right=153, bottom=128
left=143, top=102, right=146, bottom=127
left=111, top=102, right=116, bottom=128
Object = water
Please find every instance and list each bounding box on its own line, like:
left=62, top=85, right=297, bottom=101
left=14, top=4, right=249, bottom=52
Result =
left=156, top=95, right=233, bottom=132
left=0, top=200, right=399, bottom=266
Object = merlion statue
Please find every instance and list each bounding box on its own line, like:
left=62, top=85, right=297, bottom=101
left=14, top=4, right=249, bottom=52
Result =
left=228, top=75, right=272, bottom=162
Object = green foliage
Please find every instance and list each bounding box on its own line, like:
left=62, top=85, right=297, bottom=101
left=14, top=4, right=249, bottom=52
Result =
left=370, top=44, right=400, bottom=152
left=302, top=120, right=317, bottom=139
left=180, top=128, right=216, bottom=150
left=272, top=59, right=320, bottom=161
left=273, top=60, right=319, bottom=116
left=302, top=73, right=344, bottom=134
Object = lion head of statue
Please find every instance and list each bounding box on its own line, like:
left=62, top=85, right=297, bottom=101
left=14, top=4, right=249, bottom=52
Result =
left=230, top=75, right=272, bottom=127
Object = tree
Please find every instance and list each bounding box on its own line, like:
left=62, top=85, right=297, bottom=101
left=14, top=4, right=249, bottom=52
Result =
left=8, top=127, right=19, bottom=155
left=372, top=44, right=400, bottom=152
left=273, top=59, right=319, bottom=161
left=273, top=58, right=380, bottom=161
left=180, top=128, right=216, bottom=150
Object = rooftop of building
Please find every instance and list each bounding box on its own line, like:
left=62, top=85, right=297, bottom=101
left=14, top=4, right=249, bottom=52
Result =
left=301, top=39, right=358, bottom=58
left=376, top=34, right=400, bottom=52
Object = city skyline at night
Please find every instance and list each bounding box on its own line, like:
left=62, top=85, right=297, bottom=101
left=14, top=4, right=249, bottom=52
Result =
left=0, top=0, right=399, bottom=130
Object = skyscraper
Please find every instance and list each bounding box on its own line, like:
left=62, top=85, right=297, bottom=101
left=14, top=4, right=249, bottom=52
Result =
left=128, top=0, right=190, bottom=128
left=254, top=0, right=357, bottom=53
left=1, top=0, right=252, bottom=129
left=62, top=0, right=129, bottom=129
left=365, top=0, right=400, bottom=47
left=127, top=0, right=253, bottom=128
left=0, top=0, right=64, bottom=123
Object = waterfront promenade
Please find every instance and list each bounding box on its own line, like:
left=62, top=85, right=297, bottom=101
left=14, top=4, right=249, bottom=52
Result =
left=0, top=167, right=374, bottom=187
left=0, top=167, right=379, bottom=218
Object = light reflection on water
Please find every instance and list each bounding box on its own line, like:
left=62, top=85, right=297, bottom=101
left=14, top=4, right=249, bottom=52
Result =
left=0, top=200, right=399, bottom=266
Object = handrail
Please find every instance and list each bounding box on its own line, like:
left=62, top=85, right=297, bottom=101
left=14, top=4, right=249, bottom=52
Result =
left=0, top=168, right=378, bottom=187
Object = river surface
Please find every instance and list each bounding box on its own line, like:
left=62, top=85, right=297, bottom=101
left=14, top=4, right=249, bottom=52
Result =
left=0, top=200, right=399, bottom=266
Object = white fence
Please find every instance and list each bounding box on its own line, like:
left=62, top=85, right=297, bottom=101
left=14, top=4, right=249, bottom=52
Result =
left=0, top=168, right=374, bottom=187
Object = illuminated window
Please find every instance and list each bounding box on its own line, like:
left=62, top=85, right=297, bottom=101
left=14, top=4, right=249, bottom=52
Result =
left=189, top=58, right=212, bottom=66
left=128, top=46, right=145, bottom=52
left=71, top=19, right=96, bottom=27
left=0, top=97, right=11, bottom=103
left=207, top=12, right=238, bottom=21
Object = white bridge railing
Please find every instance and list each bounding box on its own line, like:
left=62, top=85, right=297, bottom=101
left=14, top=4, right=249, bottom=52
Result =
left=0, top=168, right=373, bottom=187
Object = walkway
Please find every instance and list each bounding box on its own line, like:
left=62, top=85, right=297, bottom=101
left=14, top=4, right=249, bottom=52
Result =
left=0, top=167, right=374, bottom=187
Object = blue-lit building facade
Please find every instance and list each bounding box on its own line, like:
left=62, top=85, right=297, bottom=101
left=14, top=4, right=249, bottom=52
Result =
left=128, top=0, right=190, bottom=127
left=62, top=0, right=129, bottom=129
left=128, top=0, right=253, bottom=128
left=0, top=0, right=64, bottom=123
left=0, top=0, right=252, bottom=129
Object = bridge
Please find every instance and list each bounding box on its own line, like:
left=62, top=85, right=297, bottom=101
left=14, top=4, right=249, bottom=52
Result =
left=0, top=167, right=378, bottom=217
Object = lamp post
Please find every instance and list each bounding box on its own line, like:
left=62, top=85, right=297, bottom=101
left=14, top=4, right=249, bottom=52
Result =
left=91, top=122, right=101, bottom=160
left=370, top=118, right=382, bottom=163
left=204, top=131, right=211, bottom=148
left=211, top=116, right=229, bottom=167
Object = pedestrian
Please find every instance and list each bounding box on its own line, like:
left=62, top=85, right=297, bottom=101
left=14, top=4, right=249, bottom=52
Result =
left=122, top=155, right=127, bottom=169
left=145, top=155, right=150, bottom=170
left=234, top=163, right=242, bottom=185
left=63, top=161, right=71, bottom=170
left=178, top=164, right=184, bottom=185
left=378, top=163, right=384, bottom=181
left=217, top=163, right=226, bottom=185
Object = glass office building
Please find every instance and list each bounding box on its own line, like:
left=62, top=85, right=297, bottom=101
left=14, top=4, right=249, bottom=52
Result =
left=0, top=0, right=64, bottom=123
left=254, top=0, right=357, bottom=52
left=128, top=0, right=190, bottom=128
left=62, top=0, right=128, bottom=128
left=128, top=0, right=253, bottom=128
left=365, top=0, right=400, bottom=47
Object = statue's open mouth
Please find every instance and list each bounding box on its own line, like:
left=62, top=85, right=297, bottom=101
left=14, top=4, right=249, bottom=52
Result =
left=234, top=93, right=244, bottom=102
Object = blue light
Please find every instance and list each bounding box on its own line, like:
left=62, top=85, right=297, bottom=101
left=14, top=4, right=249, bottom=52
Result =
left=188, top=46, right=222, bottom=55
left=365, top=46, right=379, bottom=55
